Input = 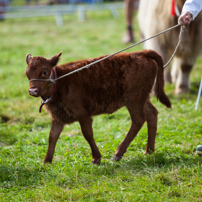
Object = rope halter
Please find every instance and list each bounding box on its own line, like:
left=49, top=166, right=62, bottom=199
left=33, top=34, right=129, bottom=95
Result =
left=29, top=69, right=55, bottom=84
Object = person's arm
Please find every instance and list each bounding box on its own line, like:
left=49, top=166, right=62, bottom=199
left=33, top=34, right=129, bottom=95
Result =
left=178, top=0, right=202, bottom=25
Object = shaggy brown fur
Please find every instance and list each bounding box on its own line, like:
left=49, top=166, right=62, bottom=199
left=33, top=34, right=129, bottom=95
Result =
left=26, top=50, right=171, bottom=164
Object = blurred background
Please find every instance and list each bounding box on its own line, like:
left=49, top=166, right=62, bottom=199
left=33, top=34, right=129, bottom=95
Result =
left=1, top=1, right=202, bottom=201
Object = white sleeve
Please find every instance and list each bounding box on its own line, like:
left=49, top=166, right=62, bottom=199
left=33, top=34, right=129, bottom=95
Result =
left=182, top=0, right=202, bottom=19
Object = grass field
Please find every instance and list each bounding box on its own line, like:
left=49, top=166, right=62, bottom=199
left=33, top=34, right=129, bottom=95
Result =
left=0, top=9, right=202, bottom=202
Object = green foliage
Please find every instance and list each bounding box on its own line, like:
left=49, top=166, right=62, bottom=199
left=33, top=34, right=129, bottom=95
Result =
left=0, top=9, right=202, bottom=201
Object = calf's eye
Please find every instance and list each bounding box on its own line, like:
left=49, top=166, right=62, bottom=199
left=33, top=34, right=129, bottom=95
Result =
left=43, top=70, right=48, bottom=76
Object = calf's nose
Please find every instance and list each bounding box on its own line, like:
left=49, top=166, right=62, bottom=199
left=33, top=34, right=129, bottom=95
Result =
left=29, top=88, right=39, bottom=96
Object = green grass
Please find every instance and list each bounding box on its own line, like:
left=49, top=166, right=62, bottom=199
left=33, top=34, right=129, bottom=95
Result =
left=0, top=9, right=202, bottom=201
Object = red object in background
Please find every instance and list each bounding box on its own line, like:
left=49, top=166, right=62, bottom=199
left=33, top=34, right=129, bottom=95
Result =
left=171, top=0, right=176, bottom=16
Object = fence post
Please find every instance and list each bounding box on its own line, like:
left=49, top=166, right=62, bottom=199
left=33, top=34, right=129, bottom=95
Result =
left=78, top=6, right=85, bottom=22
left=55, top=12, right=63, bottom=26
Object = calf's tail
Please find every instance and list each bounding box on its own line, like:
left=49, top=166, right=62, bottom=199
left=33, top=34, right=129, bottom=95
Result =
left=147, top=50, right=172, bottom=108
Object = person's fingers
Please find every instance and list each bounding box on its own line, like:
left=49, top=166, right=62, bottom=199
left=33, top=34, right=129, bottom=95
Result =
left=178, top=12, right=193, bottom=26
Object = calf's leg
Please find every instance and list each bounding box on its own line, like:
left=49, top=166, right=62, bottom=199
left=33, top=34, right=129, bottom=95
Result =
left=144, top=100, right=158, bottom=154
left=79, top=117, right=102, bottom=164
left=43, top=119, right=64, bottom=164
left=113, top=102, right=146, bottom=161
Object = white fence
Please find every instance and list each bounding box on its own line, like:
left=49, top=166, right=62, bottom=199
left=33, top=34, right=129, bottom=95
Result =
left=0, top=1, right=123, bottom=25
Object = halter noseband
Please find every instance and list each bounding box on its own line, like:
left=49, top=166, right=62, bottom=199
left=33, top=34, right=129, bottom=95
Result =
left=29, top=70, right=55, bottom=84
left=38, top=68, right=57, bottom=113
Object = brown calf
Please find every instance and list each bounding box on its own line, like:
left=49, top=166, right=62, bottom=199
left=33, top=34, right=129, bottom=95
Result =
left=26, top=50, right=171, bottom=164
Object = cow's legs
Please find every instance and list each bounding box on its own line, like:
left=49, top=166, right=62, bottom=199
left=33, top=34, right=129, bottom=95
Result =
left=144, top=100, right=158, bottom=154
left=175, top=63, right=194, bottom=95
left=79, top=117, right=102, bottom=164
left=171, top=57, right=180, bottom=84
left=113, top=102, right=146, bottom=161
left=173, top=57, right=195, bottom=94
left=163, top=53, right=173, bottom=83
left=43, top=119, right=64, bottom=164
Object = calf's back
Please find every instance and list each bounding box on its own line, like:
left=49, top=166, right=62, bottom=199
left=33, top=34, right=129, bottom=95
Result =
left=45, top=51, right=159, bottom=122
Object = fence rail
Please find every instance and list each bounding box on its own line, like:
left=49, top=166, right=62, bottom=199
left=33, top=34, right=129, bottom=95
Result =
left=0, top=1, right=123, bottom=25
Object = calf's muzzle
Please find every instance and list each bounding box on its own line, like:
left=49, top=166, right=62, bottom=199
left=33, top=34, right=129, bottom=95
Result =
left=29, top=88, right=39, bottom=97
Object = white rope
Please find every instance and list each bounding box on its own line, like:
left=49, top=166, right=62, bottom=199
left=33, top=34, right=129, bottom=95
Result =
left=163, top=26, right=184, bottom=68
left=29, top=24, right=182, bottom=83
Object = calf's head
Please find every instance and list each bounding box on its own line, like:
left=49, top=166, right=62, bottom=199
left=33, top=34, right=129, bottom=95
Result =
left=26, top=52, right=62, bottom=97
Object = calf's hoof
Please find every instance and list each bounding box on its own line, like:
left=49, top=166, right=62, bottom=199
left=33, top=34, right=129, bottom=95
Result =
left=42, top=161, right=52, bottom=165
left=43, top=158, right=52, bottom=165
left=112, top=155, right=122, bottom=161
left=91, top=158, right=101, bottom=165
left=143, top=150, right=154, bottom=155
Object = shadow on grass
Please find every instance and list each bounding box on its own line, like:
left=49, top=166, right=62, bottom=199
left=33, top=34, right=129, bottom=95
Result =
left=0, top=125, right=18, bottom=146
left=120, top=151, right=202, bottom=172
left=190, top=80, right=202, bottom=95
left=75, top=150, right=202, bottom=179
left=0, top=151, right=201, bottom=190
left=0, top=164, right=56, bottom=188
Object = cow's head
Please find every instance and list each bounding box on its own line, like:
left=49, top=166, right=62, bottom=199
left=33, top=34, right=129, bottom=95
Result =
left=26, top=52, right=62, bottom=98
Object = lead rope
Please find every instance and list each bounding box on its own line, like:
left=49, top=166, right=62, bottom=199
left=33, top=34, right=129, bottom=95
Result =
left=29, top=24, right=183, bottom=84
left=54, top=24, right=182, bottom=82
left=163, top=26, right=183, bottom=68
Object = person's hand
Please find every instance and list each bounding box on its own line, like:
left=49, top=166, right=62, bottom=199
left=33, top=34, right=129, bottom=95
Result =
left=178, top=11, right=193, bottom=26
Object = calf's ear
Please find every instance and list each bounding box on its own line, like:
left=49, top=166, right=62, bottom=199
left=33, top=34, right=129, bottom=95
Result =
left=26, top=54, right=32, bottom=64
left=50, top=51, right=62, bottom=67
